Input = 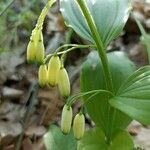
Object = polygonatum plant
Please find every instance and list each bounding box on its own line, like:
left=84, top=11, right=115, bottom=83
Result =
left=26, top=0, right=150, bottom=149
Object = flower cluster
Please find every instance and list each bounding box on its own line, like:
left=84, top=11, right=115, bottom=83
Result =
left=27, top=28, right=45, bottom=65
left=26, top=0, right=85, bottom=141
left=27, top=34, right=70, bottom=98
left=61, top=104, right=85, bottom=140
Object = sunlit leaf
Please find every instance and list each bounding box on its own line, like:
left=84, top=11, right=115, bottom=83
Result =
left=60, top=0, right=131, bottom=47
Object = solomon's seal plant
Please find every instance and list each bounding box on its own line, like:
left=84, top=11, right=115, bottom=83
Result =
left=27, top=0, right=150, bottom=149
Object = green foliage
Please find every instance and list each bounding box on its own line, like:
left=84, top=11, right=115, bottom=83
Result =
left=78, top=128, right=107, bottom=150
left=43, top=125, right=77, bottom=150
left=80, top=51, right=135, bottom=135
left=78, top=128, right=134, bottom=150
left=60, top=0, right=131, bottom=47
left=110, top=66, right=150, bottom=125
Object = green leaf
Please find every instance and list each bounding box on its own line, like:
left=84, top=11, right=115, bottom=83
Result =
left=109, top=129, right=134, bottom=150
left=110, top=66, right=150, bottom=125
left=81, top=51, right=135, bottom=135
left=78, top=128, right=134, bottom=150
left=77, top=128, right=107, bottom=150
left=60, top=0, right=131, bottom=47
left=43, top=125, right=77, bottom=150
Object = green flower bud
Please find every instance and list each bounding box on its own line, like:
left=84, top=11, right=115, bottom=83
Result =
left=61, top=105, right=72, bottom=134
left=38, top=65, right=48, bottom=87
left=58, top=68, right=70, bottom=97
left=48, top=56, right=61, bottom=86
left=27, top=41, right=36, bottom=63
left=35, top=40, right=45, bottom=64
left=73, top=113, right=85, bottom=140
left=34, top=31, right=45, bottom=64
left=27, top=28, right=45, bottom=64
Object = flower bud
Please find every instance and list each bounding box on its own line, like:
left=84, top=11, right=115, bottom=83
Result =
left=38, top=65, right=48, bottom=87
left=35, top=40, right=45, bottom=64
left=61, top=105, right=72, bottom=134
left=27, top=41, right=36, bottom=63
left=73, top=113, right=85, bottom=140
left=48, top=56, right=61, bottom=86
left=58, top=68, right=70, bottom=97
left=27, top=28, right=45, bottom=64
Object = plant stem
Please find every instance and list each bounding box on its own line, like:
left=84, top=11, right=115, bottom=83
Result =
left=66, top=89, right=114, bottom=107
left=60, top=28, right=74, bottom=65
left=36, top=0, right=56, bottom=29
left=76, top=0, right=114, bottom=143
left=76, top=0, right=113, bottom=93
left=44, top=44, right=95, bottom=63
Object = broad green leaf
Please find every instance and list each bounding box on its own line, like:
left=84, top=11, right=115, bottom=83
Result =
left=81, top=51, right=135, bottom=135
left=77, top=128, right=107, bottom=150
left=78, top=128, right=134, bottom=150
left=110, top=66, right=150, bottom=125
left=43, top=125, right=77, bottom=150
left=60, top=0, right=131, bottom=47
left=109, top=129, right=134, bottom=150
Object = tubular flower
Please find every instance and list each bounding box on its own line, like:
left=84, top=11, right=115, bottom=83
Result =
left=61, top=104, right=73, bottom=134
left=27, top=40, right=36, bottom=63
left=35, top=31, right=45, bottom=64
left=48, top=56, right=61, bottom=86
left=73, top=113, right=85, bottom=140
left=27, top=28, right=45, bottom=64
left=38, top=65, right=48, bottom=87
left=58, top=68, right=70, bottom=97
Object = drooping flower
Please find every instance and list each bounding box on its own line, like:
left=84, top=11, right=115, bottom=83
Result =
left=38, top=64, right=48, bottom=87
left=48, top=56, right=61, bottom=86
left=61, top=104, right=72, bottom=134
left=27, top=40, right=36, bottom=63
left=73, top=113, right=85, bottom=140
left=58, top=68, right=70, bottom=97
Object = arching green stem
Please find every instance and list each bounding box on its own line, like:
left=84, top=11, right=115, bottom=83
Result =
left=44, top=44, right=95, bottom=63
left=76, top=0, right=115, bottom=143
left=66, top=90, right=114, bottom=107
left=76, top=0, right=114, bottom=93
